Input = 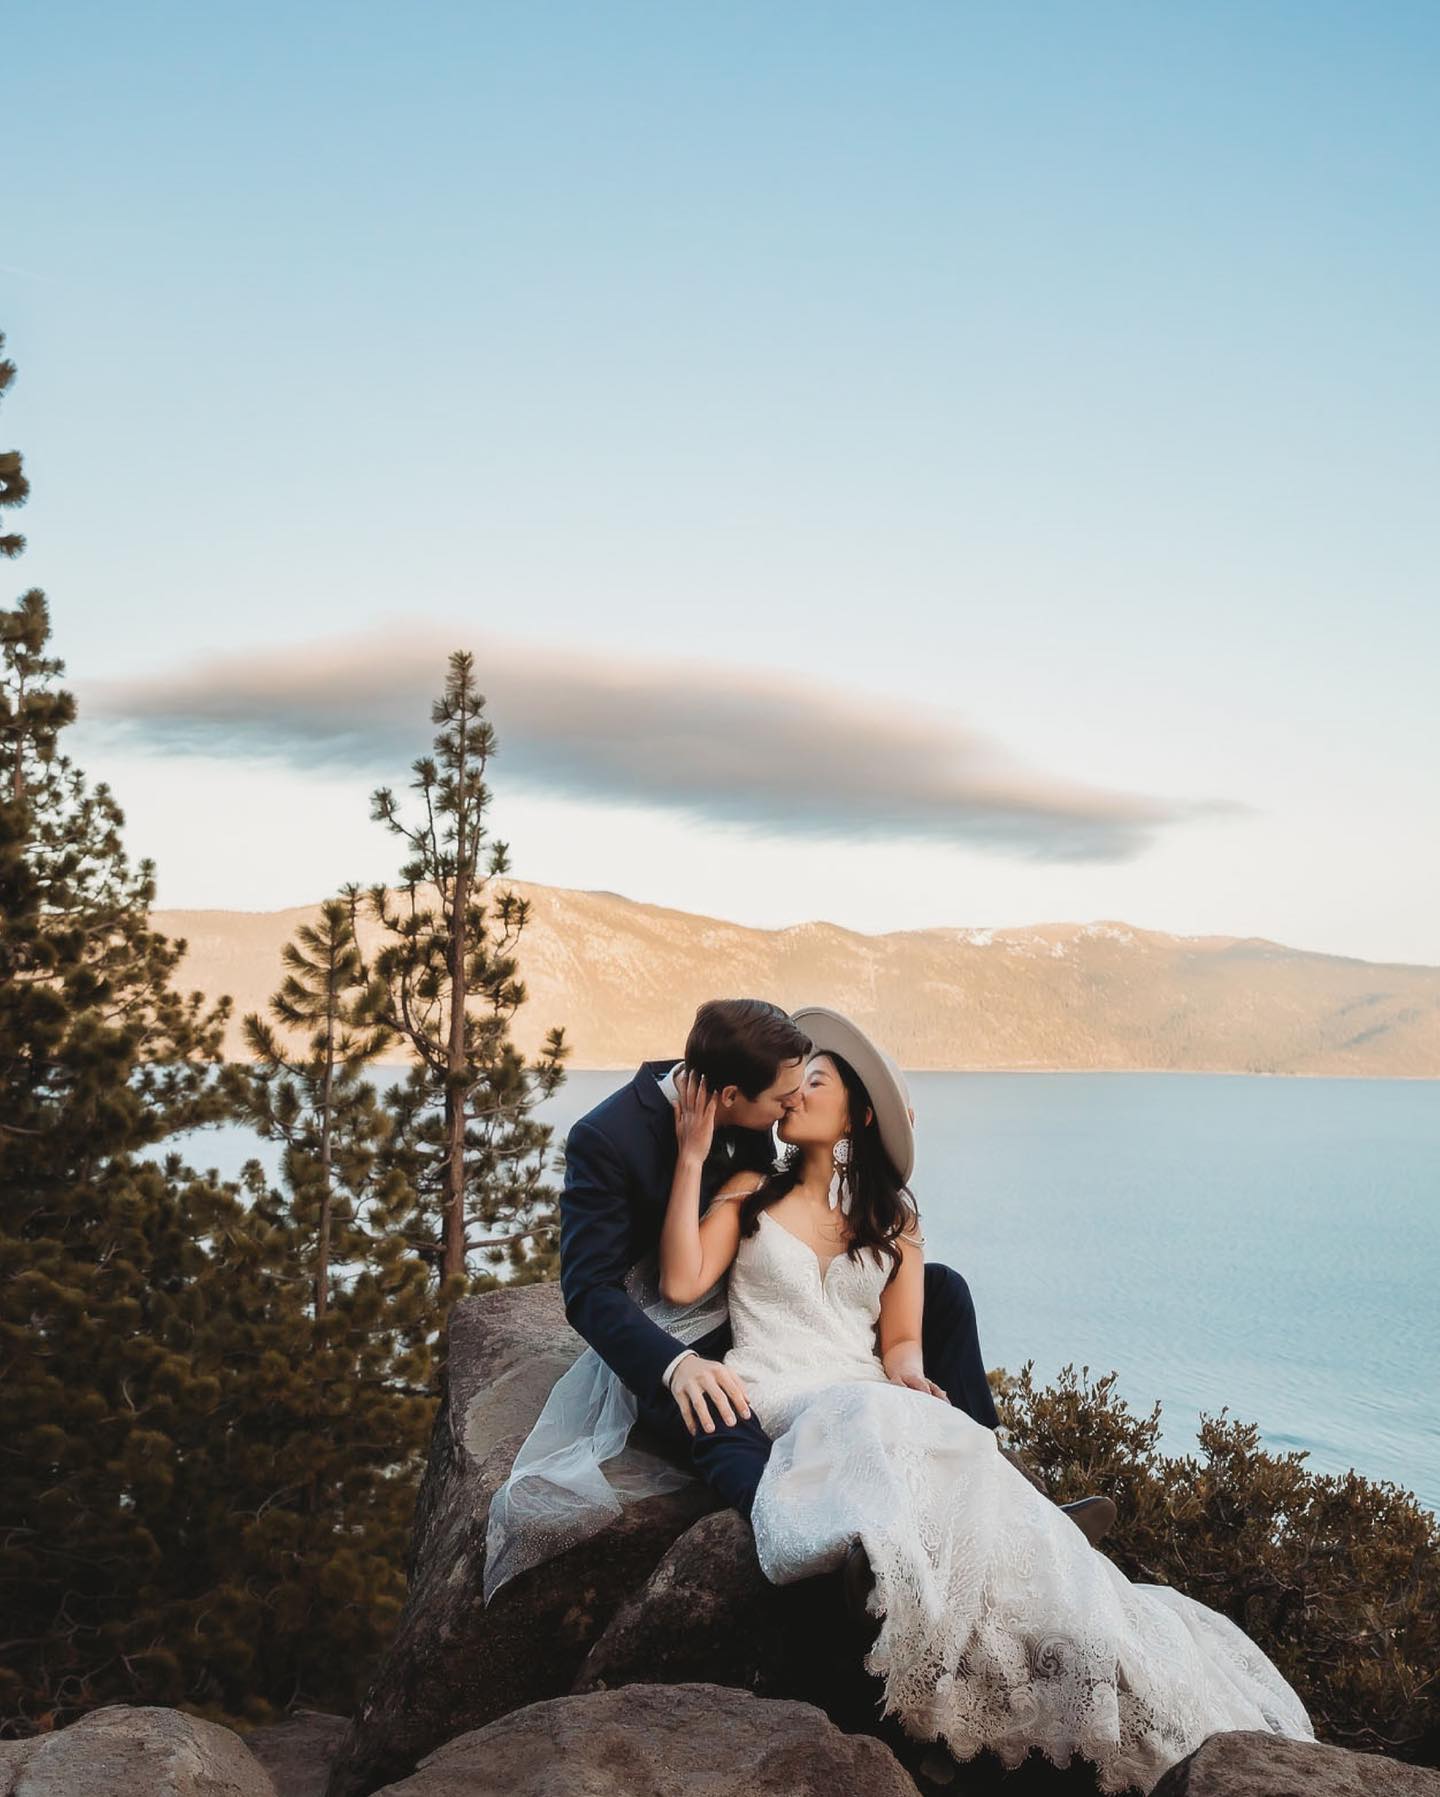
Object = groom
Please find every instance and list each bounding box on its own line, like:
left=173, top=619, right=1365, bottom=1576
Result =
left=559, top=997, right=1115, bottom=1544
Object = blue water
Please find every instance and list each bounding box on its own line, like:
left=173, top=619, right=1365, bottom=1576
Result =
left=172, top=1071, right=1440, bottom=1513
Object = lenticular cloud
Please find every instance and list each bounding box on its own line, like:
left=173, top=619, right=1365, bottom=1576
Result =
left=82, top=627, right=1242, bottom=864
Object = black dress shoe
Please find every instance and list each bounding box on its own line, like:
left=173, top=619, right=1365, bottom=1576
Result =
left=1060, top=1495, right=1117, bottom=1546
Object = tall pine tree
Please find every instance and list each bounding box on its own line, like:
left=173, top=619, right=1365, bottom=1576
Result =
left=0, top=334, right=28, bottom=570
left=0, top=334, right=431, bottom=1734
left=367, top=651, right=568, bottom=1305
left=213, top=889, right=440, bottom=1720
left=0, top=334, right=239, bottom=1731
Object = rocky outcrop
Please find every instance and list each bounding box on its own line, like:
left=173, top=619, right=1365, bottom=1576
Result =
left=573, top=1508, right=885, bottom=1729
left=1151, top=1731, right=1440, bottom=1795
left=325, top=1284, right=1440, bottom=1797
left=9, top=1381, right=1436, bottom=1797
left=322, top=1287, right=722, bottom=1797
left=368, top=1683, right=921, bottom=1796
left=571, top=1513, right=1100, bottom=1791
left=324, top=1286, right=1107, bottom=1797
left=573, top=1510, right=779, bottom=1692
left=0, top=1705, right=277, bottom=1797
left=241, top=1712, right=350, bottom=1797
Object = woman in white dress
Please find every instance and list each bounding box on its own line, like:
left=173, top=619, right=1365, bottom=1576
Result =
left=657, top=1006, right=1316, bottom=1796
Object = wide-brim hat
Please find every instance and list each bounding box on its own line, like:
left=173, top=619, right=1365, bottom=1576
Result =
left=789, top=1005, right=915, bottom=1185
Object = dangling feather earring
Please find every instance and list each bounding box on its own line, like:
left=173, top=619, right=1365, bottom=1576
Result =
left=828, top=1135, right=853, bottom=1217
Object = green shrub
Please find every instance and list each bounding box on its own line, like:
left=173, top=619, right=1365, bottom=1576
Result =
left=993, top=1364, right=1440, bottom=1764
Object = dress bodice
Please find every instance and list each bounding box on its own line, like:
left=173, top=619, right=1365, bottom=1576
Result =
left=722, top=1208, right=897, bottom=1435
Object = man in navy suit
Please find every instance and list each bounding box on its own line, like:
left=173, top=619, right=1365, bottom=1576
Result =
left=559, top=996, right=1038, bottom=1522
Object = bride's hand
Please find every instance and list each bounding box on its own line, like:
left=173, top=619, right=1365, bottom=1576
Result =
left=673, top=1068, right=718, bottom=1164
left=887, top=1366, right=948, bottom=1402
left=671, top=1354, right=752, bottom=1436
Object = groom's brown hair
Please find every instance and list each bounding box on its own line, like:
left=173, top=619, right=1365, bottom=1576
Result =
left=684, top=999, right=812, bottom=1100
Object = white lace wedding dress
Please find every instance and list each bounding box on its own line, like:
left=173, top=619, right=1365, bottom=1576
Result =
left=725, top=1209, right=1316, bottom=1795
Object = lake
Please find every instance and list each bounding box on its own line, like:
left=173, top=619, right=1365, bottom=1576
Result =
left=174, top=1069, right=1440, bottom=1513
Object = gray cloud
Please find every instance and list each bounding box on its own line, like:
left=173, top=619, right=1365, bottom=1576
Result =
left=80, top=627, right=1245, bottom=863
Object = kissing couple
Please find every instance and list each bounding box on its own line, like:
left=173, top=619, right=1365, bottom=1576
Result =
left=485, top=999, right=1314, bottom=1792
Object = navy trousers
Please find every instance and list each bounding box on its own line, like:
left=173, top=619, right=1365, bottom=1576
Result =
left=633, top=1261, right=999, bottom=1518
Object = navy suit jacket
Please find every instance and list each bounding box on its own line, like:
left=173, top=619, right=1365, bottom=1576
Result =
left=559, top=1060, right=776, bottom=1406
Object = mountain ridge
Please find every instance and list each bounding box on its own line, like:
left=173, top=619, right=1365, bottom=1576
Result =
left=149, top=881, right=1440, bottom=1075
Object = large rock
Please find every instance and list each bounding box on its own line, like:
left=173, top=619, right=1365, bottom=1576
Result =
left=323, top=1287, right=722, bottom=1797
left=574, top=1508, right=881, bottom=1722
left=1151, top=1731, right=1440, bottom=1795
left=241, top=1712, right=350, bottom=1797
left=573, top=1523, right=1440, bottom=1796
left=369, top=1682, right=919, bottom=1796
left=327, top=1287, right=1103, bottom=1797
left=0, top=1705, right=276, bottom=1797
left=572, top=1509, right=1105, bottom=1794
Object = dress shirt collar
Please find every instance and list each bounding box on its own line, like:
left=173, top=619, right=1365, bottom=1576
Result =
left=656, top=1060, right=683, bottom=1107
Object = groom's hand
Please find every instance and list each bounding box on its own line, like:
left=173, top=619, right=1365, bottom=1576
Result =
left=671, top=1354, right=753, bottom=1436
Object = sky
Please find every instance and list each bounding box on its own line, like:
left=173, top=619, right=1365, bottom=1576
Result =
left=5, top=0, right=1438, bottom=964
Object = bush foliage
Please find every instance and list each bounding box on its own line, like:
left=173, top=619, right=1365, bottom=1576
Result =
left=995, top=1363, right=1440, bottom=1764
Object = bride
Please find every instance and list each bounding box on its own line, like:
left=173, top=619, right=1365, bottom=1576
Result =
left=658, top=1006, right=1316, bottom=1795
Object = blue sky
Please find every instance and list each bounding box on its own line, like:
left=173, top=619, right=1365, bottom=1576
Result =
left=5, top=1, right=1438, bottom=962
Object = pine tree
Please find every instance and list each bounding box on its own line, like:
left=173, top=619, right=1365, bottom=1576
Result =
left=167, top=1150, right=435, bottom=1730
left=143, top=882, right=438, bottom=1728
left=367, top=651, right=568, bottom=1304
left=211, top=891, right=442, bottom=1722
left=0, top=339, right=237, bottom=1731
left=0, top=336, right=430, bottom=1734
left=0, top=334, right=27, bottom=567
left=225, top=888, right=395, bottom=1318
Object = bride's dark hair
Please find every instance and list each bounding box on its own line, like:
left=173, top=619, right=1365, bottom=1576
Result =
left=735, top=1052, right=920, bottom=1283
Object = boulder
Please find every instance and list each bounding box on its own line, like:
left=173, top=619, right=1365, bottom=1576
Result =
left=572, top=1509, right=1107, bottom=1794
left=1151, top=1731, right=1440, bottom=1796
left=241, top=1711, right=350, bottom=1797
left=574, top=1507, right=881, bottom=1723
left=0, top=1704, right=276, bottom=1797
left=368, top=1682, right=920, bottom=1796
left=573, top=1508, right=780, bottom=1690
left=323, top=1286, right=722, bottom=1797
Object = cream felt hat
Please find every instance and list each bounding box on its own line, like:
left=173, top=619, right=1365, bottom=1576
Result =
left=789, top=1005, right=915, bottom=1184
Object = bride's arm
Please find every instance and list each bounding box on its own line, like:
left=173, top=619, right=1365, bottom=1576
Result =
left=878, top=1226, right=947, bottom=1400
left=658, top=1072, right=754, bottom=1303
